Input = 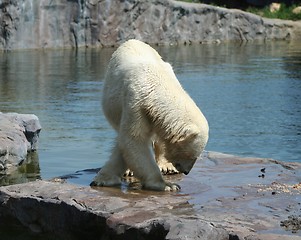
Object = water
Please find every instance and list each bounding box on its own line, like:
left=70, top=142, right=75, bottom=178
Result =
left=0, top=41, right=300, bottom=184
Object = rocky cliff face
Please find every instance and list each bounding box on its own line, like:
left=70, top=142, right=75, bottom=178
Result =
left=0, top=0, right=301, bottom=50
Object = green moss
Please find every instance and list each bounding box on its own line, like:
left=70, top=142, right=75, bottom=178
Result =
left=247, top=4, right=301, bottom=21
left=176, top=1, right=301, bottom=21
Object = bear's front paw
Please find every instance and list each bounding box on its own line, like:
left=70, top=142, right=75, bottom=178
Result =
left=143, top=180, right=180, bottom=191
left=158, top=162, right=179, bottom=175
left=164, top=182, right=181, bottom=191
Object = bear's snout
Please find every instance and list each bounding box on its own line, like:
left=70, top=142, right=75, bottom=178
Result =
left=175, top=163, right=190, bottom=175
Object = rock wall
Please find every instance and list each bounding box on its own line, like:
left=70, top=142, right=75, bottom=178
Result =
left=0, top=0, right=301, bottom=50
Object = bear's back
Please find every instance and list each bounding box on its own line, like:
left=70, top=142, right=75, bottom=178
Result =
left=112, top=39, right=163, bottom=67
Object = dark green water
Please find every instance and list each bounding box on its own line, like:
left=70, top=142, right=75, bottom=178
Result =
left=0, top=41, right=301, bottom=184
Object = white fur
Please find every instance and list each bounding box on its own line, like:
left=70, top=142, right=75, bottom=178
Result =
left=91, top=39, right=209, bottom=191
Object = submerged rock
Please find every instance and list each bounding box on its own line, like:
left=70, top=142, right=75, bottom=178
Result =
left=0, top=112, right=41, bottom=175
left=0, top=152, right=300, bottom=239
left=0, top=0, right=301, bottom=50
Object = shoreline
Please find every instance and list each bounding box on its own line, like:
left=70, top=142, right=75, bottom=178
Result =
left=0, top=151, right=301, bottom=239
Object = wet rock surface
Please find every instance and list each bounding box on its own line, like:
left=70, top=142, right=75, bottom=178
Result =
left=0, top=152, right=300, bottom=239
left=0, top=0, right=301, bottom=50
left=281, top=215, right=301, bottom=234
left=0, top=112, right=41, bottom=176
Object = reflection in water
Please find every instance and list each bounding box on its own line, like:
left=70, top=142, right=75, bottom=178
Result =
left=0, top=41, right=301, bottom=183
left=0, top=152, right=40, bottom=186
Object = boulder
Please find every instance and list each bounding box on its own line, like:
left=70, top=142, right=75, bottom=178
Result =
left=293, top=6, right=301, bottom=15
left=269, top=3, right=281, bottom=13
left=0, top=112, right=41, bottom=175
left=0, top=152, right=300, bottom=239
left=0, top=0, right=301, bottom=50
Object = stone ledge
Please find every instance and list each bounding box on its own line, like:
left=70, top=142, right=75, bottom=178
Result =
left=0, top=152, right=300, bottom=239
left=0, top=180, right=228, bottom=240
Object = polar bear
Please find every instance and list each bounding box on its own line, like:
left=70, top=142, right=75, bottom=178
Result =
left=91, top=39, right=209, bottom=191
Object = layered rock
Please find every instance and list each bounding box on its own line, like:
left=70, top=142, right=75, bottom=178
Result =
left=0, top=0, right=301, bottom=50
left=0, top=112, right=41, bottom=175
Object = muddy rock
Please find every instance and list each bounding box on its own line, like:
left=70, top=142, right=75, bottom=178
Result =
left=0, top=0, right=301, bottom=50
left=0, top=152, right=301, bottom=239
left=0, top=112, right=41, bottom=174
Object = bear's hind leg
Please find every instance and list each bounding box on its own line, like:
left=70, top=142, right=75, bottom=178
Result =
left=121, top=136, right=180, bottom=191
left=123, top=140, right=179, bottom=177
left=91, top=142, right=126, bottom=187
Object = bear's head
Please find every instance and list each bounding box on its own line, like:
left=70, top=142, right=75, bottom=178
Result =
left=165, top=131, right=207, bottom=175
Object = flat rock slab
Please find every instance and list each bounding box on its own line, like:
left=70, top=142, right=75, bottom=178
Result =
left=0, top=152, right=301, bottom=240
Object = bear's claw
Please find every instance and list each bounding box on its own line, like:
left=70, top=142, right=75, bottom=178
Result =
left=91, top=173, right=122, bottom=187
left=123, top=169, right=134, bottom=177
left=159, top=163, right=179, bottom=175
left=90, top=181, right=102, bottom=187
left=165, top=182, right=181, bottom=191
